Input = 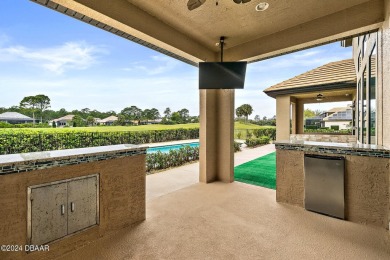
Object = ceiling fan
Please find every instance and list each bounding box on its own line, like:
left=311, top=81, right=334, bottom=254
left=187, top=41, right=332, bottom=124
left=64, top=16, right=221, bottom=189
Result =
left=187, top=0, right=252, bottom=11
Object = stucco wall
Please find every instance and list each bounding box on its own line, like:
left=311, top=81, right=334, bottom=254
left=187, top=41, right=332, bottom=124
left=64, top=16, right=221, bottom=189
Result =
left=0, top=155, right=146, bottom=260
left=276, top=150, right=389, bottom=228
left=323, top=121, right=351, bottom=130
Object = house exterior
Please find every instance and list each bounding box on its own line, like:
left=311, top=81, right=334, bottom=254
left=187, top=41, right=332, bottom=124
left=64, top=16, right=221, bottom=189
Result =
left=51, top=115, right=75, bottom=127
left=98, top=115, right=118, bottom=126
left=0, top=112, right=34, bottom=124
left=305, top=107, right=353, bottom=130
left=322, top=107, right=353, bottom=130
left=264, top=59, right=357, bottom=140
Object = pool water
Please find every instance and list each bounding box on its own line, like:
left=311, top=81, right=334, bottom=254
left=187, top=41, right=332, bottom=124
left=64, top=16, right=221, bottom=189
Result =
left=147, top=142, right=199, bottom=153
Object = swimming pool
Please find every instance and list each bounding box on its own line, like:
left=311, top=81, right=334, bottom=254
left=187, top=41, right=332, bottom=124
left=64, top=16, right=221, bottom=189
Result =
left=147, top=142, right=199, bottom=153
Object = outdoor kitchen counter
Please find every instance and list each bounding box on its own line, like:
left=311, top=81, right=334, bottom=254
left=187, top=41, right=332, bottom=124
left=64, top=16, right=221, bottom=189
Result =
left=0, top=144, right=148, bottom=175
left=275, top=140, right=390, bottom=158
left=0, top=144, right=147, bottom=260
left=274, top=140, right=390, bottom=229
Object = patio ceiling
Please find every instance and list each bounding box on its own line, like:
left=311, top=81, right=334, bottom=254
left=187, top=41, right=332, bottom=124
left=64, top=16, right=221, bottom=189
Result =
left=33, top=0, right=385, bottom=65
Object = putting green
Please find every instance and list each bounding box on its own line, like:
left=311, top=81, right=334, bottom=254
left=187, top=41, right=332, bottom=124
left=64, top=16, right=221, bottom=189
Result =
left=234, top=152, right=276, bottom=189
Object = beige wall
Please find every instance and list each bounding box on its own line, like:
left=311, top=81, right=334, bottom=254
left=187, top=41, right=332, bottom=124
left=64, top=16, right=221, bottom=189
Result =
left=276, top=95, right=291, bottom=141
left=276, top=150, right=389, bottom=229
left=0, top=155, right=146, bottom=260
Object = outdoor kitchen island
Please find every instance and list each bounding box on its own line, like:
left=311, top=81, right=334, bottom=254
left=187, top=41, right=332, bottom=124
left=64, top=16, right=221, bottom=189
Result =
left=0, top=144, right=147, bottom=260
left=275, top=140, right=390, bottom=229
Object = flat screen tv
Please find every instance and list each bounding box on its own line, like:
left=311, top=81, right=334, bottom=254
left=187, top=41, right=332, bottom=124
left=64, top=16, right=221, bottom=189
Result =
left=199, top=62, right=247, bottom=89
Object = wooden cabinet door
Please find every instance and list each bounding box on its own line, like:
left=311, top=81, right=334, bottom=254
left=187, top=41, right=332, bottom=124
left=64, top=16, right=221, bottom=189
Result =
left=30, top=183, right=68, bottom=245
left=67, top=176, right=98, bottom=234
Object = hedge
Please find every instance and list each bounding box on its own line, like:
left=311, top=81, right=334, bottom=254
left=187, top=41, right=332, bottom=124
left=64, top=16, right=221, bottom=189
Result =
left=0, top=128, right=199, bottom=155
left=146, top=141, right=241, bottom=172
left=235, top=127, right=276, bottom=140
left=245, top=136, right=271, bottom=148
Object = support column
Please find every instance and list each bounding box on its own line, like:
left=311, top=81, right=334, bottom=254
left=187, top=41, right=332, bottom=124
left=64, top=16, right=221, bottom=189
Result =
left=291, top=102, right=296, bottom=135
left=199, top=89, right=235, bottom=183
left=296, top=100, right=305, bottom=134
left=276, top=95, right=291, bottom=141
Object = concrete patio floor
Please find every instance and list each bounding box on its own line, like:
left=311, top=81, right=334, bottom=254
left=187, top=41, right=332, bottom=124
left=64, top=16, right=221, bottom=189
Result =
left=56, top=144, right=390, bottom=259
left=59, top=181, right=390, bottom=259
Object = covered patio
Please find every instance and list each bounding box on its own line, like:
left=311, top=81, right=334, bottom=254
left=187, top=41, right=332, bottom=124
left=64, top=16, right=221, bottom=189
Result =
left=1, top=0, right=389, bottom=259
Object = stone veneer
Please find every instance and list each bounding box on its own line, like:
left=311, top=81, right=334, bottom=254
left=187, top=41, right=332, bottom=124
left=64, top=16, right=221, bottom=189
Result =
left=0, top=144, right=147, bottom=260
left=276, top=140, right=390, bottom=158
left=0, top=144, right=147, bottom=175
left=290, top=134, right=357, bottom=144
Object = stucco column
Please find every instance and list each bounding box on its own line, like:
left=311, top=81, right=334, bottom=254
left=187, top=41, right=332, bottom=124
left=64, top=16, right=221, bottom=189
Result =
left=276, top=95, right=291, bottom=141
left=291, top=102, right=296, bottom=135
left=199, top=89, right=235, bottom=183
left=296, top=100, right=305, bottom=134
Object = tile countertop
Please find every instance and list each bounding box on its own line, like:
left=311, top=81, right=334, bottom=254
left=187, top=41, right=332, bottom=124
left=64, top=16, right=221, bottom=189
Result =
left=0, top=144, right=147, bottom=166
left=274, top=140, right=390, bottom=158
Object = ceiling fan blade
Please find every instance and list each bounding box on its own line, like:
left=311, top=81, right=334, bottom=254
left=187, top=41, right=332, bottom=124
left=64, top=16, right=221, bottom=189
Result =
left=233, top=0, right=251, bottom=3
left=187, top=0, right=206, bottom=10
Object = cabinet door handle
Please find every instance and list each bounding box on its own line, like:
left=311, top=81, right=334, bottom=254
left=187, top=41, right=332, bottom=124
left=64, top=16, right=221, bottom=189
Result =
left=71, top=202, right=75, bottom=212
left=61, top=204, right=65, bottom=215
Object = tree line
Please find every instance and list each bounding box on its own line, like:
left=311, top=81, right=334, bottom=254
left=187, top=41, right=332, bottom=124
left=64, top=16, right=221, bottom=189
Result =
left=0, top=95, right=199, bottom=126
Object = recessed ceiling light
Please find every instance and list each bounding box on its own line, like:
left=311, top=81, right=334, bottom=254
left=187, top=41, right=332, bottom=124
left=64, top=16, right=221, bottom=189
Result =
left=255, top=2, right=269, bottom=11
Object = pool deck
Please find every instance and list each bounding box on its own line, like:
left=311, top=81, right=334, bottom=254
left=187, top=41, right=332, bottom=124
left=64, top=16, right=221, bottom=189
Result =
left=146, top=143, right=276, bottom=200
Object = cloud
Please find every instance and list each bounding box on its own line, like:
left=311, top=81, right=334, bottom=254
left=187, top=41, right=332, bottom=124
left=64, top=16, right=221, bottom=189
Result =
left=249, top=47, right=351, bottom=72
left=122, top=54, right=180, bottom=75
left=0, top=41, right=107, bottom=74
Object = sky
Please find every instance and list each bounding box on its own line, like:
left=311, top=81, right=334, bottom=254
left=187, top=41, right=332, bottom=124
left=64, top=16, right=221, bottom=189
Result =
left=0, top=0, right=352, bottom=118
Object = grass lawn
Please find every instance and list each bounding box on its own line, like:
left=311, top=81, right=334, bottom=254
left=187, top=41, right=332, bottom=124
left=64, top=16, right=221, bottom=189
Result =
left=234, top=152, right=276, bottom=189
left=0, top=122, right=274, bottom=133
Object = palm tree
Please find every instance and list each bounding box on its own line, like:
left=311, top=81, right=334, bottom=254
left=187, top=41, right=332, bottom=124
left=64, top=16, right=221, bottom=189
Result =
left=236, top=104, right=253, bottom=123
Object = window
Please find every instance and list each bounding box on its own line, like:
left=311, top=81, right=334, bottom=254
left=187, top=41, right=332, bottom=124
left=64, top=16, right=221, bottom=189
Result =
left=354, top=32, right=377, bottom=144
left=369, top=49, right=377, bottom=144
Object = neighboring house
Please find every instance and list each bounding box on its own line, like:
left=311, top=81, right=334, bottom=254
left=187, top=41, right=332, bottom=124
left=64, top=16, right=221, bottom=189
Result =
left=0, top=112, right=35, bottom=124
left=322, top=107, right=353, bottom=130
left=143, top=118, right=162, bottom=125
left=305, top=107, right=353, bottom=130
left=51, top=115, right=75, bottom=127
left=98, top=116, right=118, bottom=126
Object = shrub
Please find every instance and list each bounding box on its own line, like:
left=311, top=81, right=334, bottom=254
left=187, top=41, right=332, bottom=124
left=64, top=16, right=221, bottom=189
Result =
left=252, top=128, right=276, bottom=140
left=146, top=146, right=199, bottom=172
left=146, top=142, right=241, bottom=172
left=305, top=125, right=318, bottom=130
left=304, top=128, right=351, bottom=134
left=234, top=141, right=242, bottom=152
left=245, top=136, right=270, bottom=148
left=330, top=125, right=340, bottom=130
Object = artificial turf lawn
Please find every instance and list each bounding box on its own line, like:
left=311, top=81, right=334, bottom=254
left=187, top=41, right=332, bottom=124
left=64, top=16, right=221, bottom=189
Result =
left=234, top=152, right=276, bottom=189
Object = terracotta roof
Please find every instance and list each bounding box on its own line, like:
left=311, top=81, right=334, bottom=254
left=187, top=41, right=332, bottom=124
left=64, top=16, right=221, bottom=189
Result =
left=263, top=59, right=356, bottom=98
